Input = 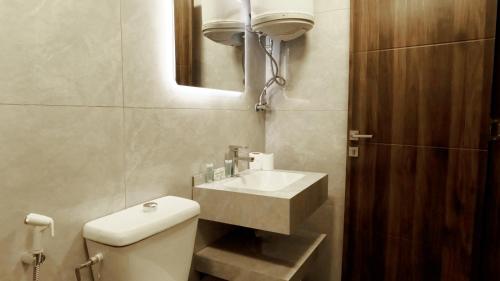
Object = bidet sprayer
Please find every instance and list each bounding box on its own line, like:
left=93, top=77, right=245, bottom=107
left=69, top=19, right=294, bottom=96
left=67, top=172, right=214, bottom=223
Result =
left=24, top=213, right=55, bottom=254
left=22, top=213, right=55, bottom=281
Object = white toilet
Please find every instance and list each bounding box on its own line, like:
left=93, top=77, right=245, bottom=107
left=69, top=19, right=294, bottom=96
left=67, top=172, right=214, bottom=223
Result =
left=82, top=196, right=200, bottom=281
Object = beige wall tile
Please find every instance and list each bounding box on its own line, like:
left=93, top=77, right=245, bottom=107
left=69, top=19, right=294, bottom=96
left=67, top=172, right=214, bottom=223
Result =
left=330, top=201, right=345, bottom=281
left=266, top=110, right=347, bottom=205
left=265, top=109, right=347, bottom=281
left=315, top=0, right=350, bottom=13
left=0, top=0, right=123, bottom=106
left=265, top=110, right=347, bottom=281
left=301, top=202, right=346, bottom=281
left=0, top=105, right=125, bottom=281
left=265, top=4, right=350, bottom=281
left=124, top=108, right=265, bottom=206
left=301, top=203, right=334, bottom=281
left=268, top=9, right=349, bottom=111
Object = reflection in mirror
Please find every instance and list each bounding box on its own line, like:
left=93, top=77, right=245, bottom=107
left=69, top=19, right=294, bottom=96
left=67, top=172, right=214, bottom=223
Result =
left=174, top=0, right=245, bottom=92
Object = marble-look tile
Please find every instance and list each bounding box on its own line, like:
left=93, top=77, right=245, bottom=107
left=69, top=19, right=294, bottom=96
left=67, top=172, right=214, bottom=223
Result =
left=269, top=9, right=350, bottom=111
left=315, top=0, right=350, bottom=13
left=266, top=109, right=347, bottom=281
left=0, top=0, right=123, bottom=106
left=121, top=0, right=262, bottom=109
left=300, top=201, right=345, bottom=281
left=124, top=108, right=265, bottom=206
left=266, top=110, right=348, bottom=205
left=0, top=105, right=125, bottom=281
left=330, top=201, right=345, bottom=281
left=300, top=203, right=334, bottom=281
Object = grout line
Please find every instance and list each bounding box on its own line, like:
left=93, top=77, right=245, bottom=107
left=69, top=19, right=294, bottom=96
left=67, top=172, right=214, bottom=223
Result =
left=119, top=0, right=125, bottom=110
left=269, top=108, right=348, bottom=112
left=123, top=106, right=253, bottom=111
left=0, top=102, right=257, bottom=112
left=315, top=7, right=350, bottom=15
left=364, top=142, right=488, bottom=152
left=0, top=102, right=122, bottom=109
left=119, top=0, right=127, bottom=209
left=352, top=38, right=495, bottom=54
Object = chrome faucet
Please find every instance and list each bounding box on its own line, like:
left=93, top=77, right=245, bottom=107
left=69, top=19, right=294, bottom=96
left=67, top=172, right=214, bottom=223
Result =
left=228, top=145, right=254, bottom=176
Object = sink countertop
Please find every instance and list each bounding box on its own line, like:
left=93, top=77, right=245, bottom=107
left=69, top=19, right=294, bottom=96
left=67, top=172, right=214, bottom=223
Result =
left=194, top=169, right=328, bottom=235
left=196, top=169, right=327, bottom=199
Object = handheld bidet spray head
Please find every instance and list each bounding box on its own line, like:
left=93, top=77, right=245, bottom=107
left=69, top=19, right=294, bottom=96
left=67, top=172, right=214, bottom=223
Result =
left=22, top=214, right=54, bottom=281
left=24, top=213, right=54, bottom=255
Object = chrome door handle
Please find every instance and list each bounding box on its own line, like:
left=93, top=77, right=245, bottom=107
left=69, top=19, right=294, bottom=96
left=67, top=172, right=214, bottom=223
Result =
left=349, top=130, right=373, bottom=141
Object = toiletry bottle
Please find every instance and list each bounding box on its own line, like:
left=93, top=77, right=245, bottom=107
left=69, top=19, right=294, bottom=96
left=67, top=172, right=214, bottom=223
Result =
left=225, top=160, right=233, bottom=177
left=206, top=163, right=214, bottom=183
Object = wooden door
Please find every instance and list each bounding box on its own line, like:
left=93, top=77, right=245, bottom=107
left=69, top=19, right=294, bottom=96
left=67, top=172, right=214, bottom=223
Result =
left=477, top=10, right=500, bottom=280
left=343, top=1, right=497, bottom=281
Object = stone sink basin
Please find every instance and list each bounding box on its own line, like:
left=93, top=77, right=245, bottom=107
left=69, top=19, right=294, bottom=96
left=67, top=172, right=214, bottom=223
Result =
left=222, top=170, right=305, bottom=192
left=194, top=169, right=327, bottom=235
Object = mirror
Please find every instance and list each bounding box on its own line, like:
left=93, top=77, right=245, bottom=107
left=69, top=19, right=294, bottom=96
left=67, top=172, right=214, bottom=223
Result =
left=174, top=0, right=246, bottom=92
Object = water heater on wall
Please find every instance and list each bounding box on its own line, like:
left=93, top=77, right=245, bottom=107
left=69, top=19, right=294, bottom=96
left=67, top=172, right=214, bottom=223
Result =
left=250, top=0, right=314, bottom=41
left=202, top=0, right=245, bottom=46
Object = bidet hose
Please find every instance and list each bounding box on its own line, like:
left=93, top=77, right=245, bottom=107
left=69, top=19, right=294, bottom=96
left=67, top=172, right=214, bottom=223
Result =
left=30, top=253, right=45, bottom=281
left=33, top=263, right=40, bottom=281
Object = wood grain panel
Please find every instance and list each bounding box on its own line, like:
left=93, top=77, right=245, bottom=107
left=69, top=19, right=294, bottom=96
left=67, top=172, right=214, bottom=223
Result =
left=476, top=12, right=500, bottom=278
left=343, top=144, right=488, bottom=281
left=350, top=40, right=494, bottom=149
left=477, top=143, right=500, bottom=280
left=351, top=0, right=498, bottom=51
left=175, top=0, right=193, bottom=85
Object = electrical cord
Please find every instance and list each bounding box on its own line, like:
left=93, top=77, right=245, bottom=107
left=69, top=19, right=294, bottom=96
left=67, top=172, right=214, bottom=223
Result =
left=256, top=33, right=286, bottom=111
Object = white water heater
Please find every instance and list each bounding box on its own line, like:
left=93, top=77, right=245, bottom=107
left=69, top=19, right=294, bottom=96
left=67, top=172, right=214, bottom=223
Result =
left=250, top=0, right=314, bottom=41
left=202, top=0, right=245, bottom=46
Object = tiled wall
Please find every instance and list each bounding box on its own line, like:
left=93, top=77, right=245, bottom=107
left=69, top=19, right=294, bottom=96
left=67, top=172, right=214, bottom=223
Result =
left=265, top=0, right=350, bottom=280
left=0, top=0, right=264, bottom=280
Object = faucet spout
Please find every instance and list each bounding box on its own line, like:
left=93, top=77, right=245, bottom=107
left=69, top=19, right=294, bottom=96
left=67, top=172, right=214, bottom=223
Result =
left=228, top=145, right=253, bottom=176
left=234, top=156, right=254, bottom=162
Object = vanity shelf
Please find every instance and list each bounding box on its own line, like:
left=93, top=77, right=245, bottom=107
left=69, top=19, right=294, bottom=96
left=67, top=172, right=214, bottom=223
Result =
left=194, top=229, right=326, bottom=281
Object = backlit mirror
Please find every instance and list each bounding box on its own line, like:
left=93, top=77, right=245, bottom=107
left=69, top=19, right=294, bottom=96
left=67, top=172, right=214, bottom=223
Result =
left=174, top=0, right=245, bottom=92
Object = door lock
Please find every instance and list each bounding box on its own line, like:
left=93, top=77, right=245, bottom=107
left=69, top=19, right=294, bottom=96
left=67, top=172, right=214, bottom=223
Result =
left=348, top=147, right=359, bottom=158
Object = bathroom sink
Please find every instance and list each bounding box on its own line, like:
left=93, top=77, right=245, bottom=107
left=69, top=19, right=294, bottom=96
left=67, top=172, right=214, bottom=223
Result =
left=194, top=169, right=327, bottom=234
left=223, top=170, right=305, bottom=191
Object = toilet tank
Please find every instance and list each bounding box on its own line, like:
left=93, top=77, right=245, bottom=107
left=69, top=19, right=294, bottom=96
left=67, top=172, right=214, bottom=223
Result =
left=83, top=196, right=200, bottom=281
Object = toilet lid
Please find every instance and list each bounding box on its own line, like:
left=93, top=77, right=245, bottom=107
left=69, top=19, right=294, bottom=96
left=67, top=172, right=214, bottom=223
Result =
left=83, top=196, right=200, bottom=247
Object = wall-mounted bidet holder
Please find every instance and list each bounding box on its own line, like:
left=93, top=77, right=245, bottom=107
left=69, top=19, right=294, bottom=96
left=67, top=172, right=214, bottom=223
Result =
left=21, top=213, right=55, bottom=281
